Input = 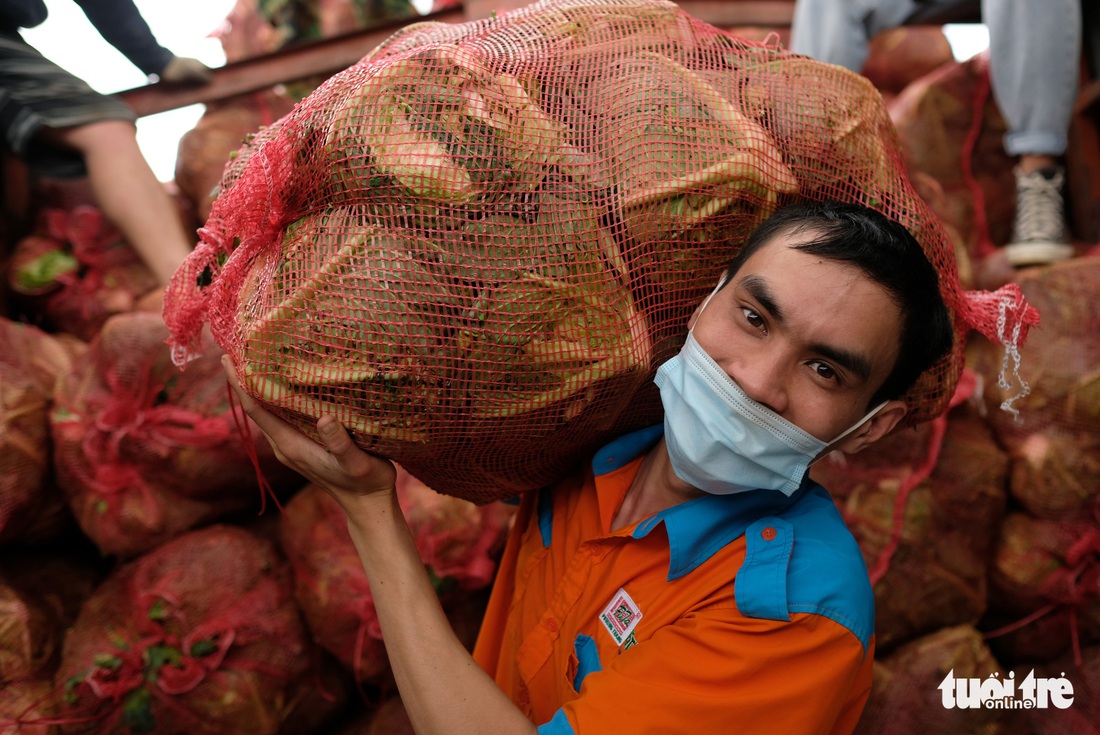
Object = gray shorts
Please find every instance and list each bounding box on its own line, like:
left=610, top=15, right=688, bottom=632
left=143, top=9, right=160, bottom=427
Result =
left=0, top=30, right=136, bottom=178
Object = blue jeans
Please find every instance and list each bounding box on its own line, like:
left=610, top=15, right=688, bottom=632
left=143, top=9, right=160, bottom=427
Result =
left=788, top=0, right=1082, bottom=157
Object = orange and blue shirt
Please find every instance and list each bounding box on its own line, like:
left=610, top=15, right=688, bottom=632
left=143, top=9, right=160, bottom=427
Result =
left=473, top=425, right=875, bottom=735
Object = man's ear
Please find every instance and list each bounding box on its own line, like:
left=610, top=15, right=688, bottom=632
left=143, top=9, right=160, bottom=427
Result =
left=835, top=400, right=908, bottom=455
left=686, top=301, right=705, bottom=331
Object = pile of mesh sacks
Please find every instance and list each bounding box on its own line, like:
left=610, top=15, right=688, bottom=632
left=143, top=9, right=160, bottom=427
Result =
left=5, top=0, right=1097, bottom=732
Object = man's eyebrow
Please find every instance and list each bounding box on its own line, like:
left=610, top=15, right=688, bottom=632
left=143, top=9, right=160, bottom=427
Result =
left=739, top=274, right=783, bottom=323
left=809, top=342, right=873, bottom=384
left=738, top=273, right=873, bottom=383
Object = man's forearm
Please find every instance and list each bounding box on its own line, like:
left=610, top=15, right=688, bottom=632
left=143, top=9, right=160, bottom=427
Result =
left=342, top=492, right=539, bottom=735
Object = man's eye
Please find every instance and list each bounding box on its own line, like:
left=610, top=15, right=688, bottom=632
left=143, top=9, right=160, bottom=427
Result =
left=809, top=360, right=838, bottom=382
left=741, top=307, right=766, bottom=332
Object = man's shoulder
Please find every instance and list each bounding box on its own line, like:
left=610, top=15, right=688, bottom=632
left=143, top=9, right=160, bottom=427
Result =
left=734, top=483, right=875, bottom=651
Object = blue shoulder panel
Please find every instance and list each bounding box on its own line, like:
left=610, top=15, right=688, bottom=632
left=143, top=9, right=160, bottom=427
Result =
left=734, top=517, right=794, bottom=621
left=735, top=484, right=875, bottom=653
left=538, top=487, right=554, bottom=548
left=538, top=709, right=575, bottom=735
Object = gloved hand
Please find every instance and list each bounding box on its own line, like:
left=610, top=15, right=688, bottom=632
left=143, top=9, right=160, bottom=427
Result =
left=159, top=56, right=213, bottom=85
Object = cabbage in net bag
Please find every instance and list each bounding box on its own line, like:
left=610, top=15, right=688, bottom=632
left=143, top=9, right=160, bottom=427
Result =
left=164, top=0, right=1037, bottom=503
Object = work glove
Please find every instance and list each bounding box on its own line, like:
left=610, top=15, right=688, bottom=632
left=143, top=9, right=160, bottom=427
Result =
left=159, top=56, right=213, bottom=85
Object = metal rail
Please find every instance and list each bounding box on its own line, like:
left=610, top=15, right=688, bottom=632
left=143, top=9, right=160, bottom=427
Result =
left=115, top=8, right=466, bottom=118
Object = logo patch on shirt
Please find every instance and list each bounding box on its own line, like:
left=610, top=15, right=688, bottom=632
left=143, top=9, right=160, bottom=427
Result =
left=599, top=588, right=642, bottom=645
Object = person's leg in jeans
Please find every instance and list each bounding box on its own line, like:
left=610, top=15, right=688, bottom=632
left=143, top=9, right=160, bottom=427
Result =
left=789, top=0, right=922, bottom=70
left=985, top=0, right=1081, bottom=264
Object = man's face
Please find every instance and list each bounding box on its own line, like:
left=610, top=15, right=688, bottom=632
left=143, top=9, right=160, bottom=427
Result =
left=689, top=230, right=904, bottom=445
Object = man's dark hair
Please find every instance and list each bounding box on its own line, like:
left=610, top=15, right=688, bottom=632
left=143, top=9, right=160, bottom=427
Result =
left=724, top=200, right=954, bottom=407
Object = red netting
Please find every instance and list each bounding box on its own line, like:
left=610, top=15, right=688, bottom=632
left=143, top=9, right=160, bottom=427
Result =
left=175, top=90, right=298, bottom=225
left=277, top=468, right=512, bottom=685
left=51, top=525, right=319, bottom=735
left=853, top=625, right=1009, bottom=735
left=7, top=205, right=158, bottom=342
left=0, top=320, right=82, bottom=545
left=163, top=0, right=1037, bottom=503
left=968, top=257, right=1100, bottom=523
left=986, top=513, right=1100, bottom=666
left=810, top=384, right=1008, bottom=653
left=50, top=312, right=303, bottom=559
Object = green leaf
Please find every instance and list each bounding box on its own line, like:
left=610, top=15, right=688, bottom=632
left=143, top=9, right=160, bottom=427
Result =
left=190, top=639, right=218, bottom=658
left=143, top=644, right=182, bottom=676
left=426, top=566, right=457, bottom=595
left=122, top=688, right=156, bottom=733
left=64, top=674, right=86, bottom=705
left=17, top=250, right=79, bottom=290
left=93, top=653, right=122, bottom=670
left=147, top=599, right=168, bottom=621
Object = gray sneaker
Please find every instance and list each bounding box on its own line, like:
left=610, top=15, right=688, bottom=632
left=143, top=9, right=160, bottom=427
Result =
left=1004, top=165, right=1075, bottom=266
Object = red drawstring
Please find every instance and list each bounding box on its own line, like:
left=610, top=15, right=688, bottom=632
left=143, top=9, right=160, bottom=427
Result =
left=959, top=53, right=996, bottom=259
left=867, top=369, right=977, bottom=586
left=984, top=527, right=1100, bottom=667
left=227, top=380, right=284, bottom=515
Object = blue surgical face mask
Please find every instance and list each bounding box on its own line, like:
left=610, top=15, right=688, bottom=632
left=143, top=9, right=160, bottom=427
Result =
left=653, top=282, right=887, bottom=496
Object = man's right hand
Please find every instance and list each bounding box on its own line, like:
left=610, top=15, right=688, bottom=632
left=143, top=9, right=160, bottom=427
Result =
left=159, top=56, right=212, bottom=85
left=221, top=356, right=398, bottom=508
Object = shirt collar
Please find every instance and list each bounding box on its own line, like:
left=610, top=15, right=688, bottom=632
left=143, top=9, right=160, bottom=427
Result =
left=593, top=425, right=808, bottom=581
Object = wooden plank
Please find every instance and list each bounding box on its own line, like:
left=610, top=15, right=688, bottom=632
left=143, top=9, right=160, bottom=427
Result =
left=116, top=8, right=465, bottom=118
left=677, top=0, right=795, bottom=27
left=464, top=0, right=796, bottom=24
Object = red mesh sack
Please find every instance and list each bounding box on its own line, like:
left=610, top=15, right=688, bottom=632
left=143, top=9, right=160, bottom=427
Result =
left=364, top=696, right=414, bottom=735
left=853, top=625, right=1011, bottom=735
left=7, top=206, right=158, bottom=342
left=810, top=388, right=1009, bottom=652
left=175, top=90, right=298, bottom=225
left=0, top=680, right=56, bottom=735
left=1022, top=645, right=1100, bottom=735
left=278, top=468, right=513, bottom=685
left=969, top=258, right=1100, bottom=522
left=0, top=552, right=104, bottom=733
left=985, top=512, right=1100, bottom=666
left=862, top=26, right=954, bottom=101
left=50, top=312, right=302, bottom=559
left=164, top=0, right=1037, bottom=503
left=0, top=320, right=85, bottom=545
left=888, top=53, right=1015, bottom=274
left=50, top=525, right=320, bottom=735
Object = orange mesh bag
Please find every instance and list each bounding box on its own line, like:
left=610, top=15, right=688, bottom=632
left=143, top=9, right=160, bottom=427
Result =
left=164, top=0, right=1037, bottom=503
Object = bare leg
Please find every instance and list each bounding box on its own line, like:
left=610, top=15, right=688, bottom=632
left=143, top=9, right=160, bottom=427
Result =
left=41, top=120, right=193, bottom=285
left=1016, top=153, right=1059, bottom=175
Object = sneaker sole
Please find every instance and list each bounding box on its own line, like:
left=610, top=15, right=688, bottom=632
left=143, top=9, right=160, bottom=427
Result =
left=1003, top=242, right=1075, bottom=267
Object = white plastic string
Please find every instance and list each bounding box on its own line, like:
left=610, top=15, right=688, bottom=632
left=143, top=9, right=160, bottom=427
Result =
left=995, top=292, right=1030, bottom=421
